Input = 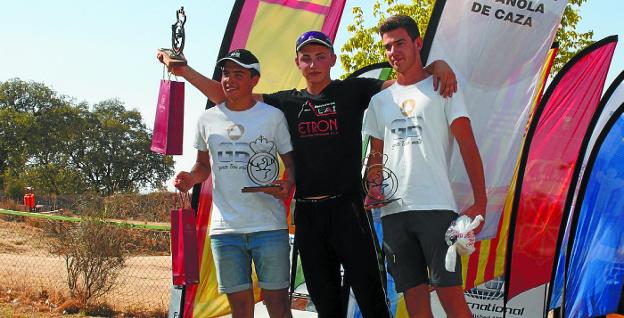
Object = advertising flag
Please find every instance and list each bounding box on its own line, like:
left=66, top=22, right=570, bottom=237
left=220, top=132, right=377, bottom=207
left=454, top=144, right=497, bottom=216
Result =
left=420, top=2, right=567, bottom=303
left=422, top=0, right=568, bottom=241
left=460, top=43, right=559, bottom=294
left=550, top=71, right=624, bottom=310
left=505, top=36, right=617, bottom=303
left=564, top=105, right=624, bottom=317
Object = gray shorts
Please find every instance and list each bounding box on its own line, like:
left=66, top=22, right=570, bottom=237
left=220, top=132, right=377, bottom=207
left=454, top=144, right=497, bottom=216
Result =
left=382, top=210, right=462, bottom=292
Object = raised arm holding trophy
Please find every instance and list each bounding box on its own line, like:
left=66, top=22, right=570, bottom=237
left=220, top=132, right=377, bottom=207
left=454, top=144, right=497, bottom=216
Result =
left=150, top=6, right=187, bottom=155
left=158, top=7, right=187, bottom=66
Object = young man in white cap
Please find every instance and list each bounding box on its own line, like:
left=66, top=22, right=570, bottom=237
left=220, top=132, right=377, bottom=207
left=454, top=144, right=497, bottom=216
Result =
left=363, top=15, right=486, bottom=318
left=160, top=32, right=457, bottom=318
left=173, top=48, right=295, bottom=318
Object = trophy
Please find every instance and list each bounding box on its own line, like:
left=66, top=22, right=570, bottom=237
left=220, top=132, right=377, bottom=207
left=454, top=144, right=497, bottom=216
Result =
left=242, top=136, right=282, bottom=193
left=159, top=7, right=187, bottom=66
left=362, top=152, right=400, bottom=207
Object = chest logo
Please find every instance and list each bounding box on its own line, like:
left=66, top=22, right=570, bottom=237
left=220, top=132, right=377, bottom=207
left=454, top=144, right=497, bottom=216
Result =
left=400, top=99, right=416, bottom=117
left=298, top=100, right=337, bottom=118
left=227, top=124, right=245, bottom=140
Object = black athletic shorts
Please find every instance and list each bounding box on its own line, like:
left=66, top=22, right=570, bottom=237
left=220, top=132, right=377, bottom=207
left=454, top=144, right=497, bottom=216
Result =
left=382, top=210, right=462, bottom=292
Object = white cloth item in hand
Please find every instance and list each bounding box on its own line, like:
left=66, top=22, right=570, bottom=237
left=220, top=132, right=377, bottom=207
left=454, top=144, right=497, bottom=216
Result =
left=445, top=215, right=484, bottom=272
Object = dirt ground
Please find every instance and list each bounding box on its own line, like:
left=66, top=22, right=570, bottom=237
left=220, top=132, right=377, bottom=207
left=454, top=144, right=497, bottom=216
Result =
left=0, top=218, right=170, bottom=315
left=0, top=302, right=85, bottom=318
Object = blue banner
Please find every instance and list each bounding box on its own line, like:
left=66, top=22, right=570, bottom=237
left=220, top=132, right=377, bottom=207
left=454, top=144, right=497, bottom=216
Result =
left=564, top=109, right=624, bottom=317
left=550, top=71, right=624, bottom=311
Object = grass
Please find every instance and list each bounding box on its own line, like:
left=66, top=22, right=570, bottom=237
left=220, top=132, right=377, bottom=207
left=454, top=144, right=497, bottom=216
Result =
left=0, top=209, right=170, bottom=231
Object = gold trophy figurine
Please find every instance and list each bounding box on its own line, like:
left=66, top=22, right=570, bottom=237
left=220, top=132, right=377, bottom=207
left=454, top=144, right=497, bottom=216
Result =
left=159, top=7, right=187, bottom=66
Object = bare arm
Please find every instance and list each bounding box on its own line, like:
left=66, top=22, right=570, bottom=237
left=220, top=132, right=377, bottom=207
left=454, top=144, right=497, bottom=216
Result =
left=157, top=51, right=264, bottom=104
left=178, top=65, right=226, bottom=104
left=173, top=150, right=212, bottom=192
left=279, top=151, right=296, bottom=195
left=264, top=151, right=296, bottom=200
left=381, top=79, right=396, bottom=90
left=425, top=60, right=457, bottom=98
left=381, top=60, right=457, bottom=97
left=450, top=117, right=487, bottom=232
left=364, top=137, right=386, bottom=210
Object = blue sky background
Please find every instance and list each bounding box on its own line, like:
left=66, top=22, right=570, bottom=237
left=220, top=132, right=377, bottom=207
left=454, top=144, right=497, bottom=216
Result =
left=1, top=1, right=622, bottom=190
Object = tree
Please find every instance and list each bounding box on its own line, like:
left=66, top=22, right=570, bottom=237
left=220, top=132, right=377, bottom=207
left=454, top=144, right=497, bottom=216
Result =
left=0, top=79, right=175, bottom=196
left=340, top=0, right=433, bottom=77
left=554, top=0, right=594, bottom=72
left=0, top=78, right=69, bottom=114
left=339, top=0, right=592, bottom=77
left=0, top=108, right=33, bottom=184
left=69, top=99, right=175, bottom=195
left=22, top=163, right=87, bottom=195
left=0, top=78, right=81, bottom=192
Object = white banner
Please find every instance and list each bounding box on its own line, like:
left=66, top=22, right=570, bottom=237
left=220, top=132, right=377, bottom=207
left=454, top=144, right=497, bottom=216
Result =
left=432, top=278, right=548, bottom=318
left=583, top=73, right=624, bottom=171
left=426, top=0, right=568, bottom=239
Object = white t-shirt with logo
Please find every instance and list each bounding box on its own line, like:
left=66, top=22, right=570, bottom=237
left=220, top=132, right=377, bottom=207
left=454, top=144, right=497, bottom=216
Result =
left=362, top=76, right=469, bottom=217
left=194, top=102, right=293, bottom=235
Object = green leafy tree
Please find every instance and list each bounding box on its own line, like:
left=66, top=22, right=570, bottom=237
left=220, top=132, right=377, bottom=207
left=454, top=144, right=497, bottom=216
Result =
left=0, top=108, right=33, bottom=184
left=22, top=163, right=87, bottom=195
left=555, top=0, right=594, bottom=72
left=0, top=78, right=80, bottom=192
left=0, top=78, right=69, bottom=114
left=69, top=99, right=175, bottom=195
left=0, top=79, right=175, bottom=196
left=340, top=0, right=592, bottom=77
left=340, top=0, right=433, bottom=77
left=1, top=78, right=64, bottom=176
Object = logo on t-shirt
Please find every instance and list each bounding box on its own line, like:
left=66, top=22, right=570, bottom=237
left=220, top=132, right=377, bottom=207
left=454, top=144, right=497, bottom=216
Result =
left=227, top=124, right=245, bottom=140
left=297, top=100, right=336, bottom=118
left=216, top=142, right=250, bottom=164
left=400, top=99, right=416, bottom=117
left=296, top=100, right=339, bottom=138
left=390, top=113, right=423, bottom=146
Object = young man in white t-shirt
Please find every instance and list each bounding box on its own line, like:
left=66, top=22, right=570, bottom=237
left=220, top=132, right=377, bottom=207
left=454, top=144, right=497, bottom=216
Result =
left=362, top=15, right=487, bottom=318
left=174, top=49, right=295, bottom=318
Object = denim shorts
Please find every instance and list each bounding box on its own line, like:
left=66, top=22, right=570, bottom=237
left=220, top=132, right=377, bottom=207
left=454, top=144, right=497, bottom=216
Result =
left=210, top=229, right=290, bottom=294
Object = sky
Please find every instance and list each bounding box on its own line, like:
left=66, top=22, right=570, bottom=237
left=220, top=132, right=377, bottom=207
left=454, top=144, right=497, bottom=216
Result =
left=1, top=0, right=622, bottom=192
